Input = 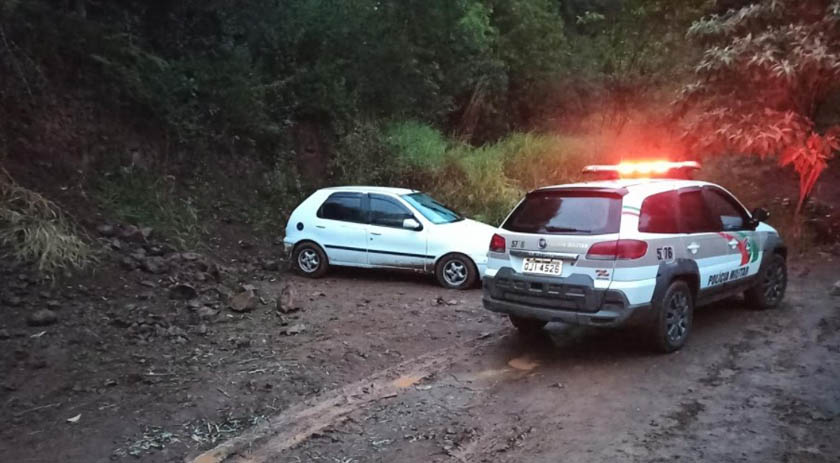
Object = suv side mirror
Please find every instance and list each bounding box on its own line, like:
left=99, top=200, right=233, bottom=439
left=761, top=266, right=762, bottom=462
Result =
left=402, top=218, right=422, bottom=231
left=751, top=207, right=770, bottom=224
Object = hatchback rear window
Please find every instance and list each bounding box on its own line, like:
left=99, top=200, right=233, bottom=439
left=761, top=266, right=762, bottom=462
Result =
left=503, top=191, right=621, bottom=235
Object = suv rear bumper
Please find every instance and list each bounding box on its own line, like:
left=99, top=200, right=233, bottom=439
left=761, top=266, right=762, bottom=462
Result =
left=482, top=268, right=649, bottom=327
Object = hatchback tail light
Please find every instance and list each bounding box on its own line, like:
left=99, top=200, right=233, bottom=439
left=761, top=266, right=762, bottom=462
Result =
left=586, top=240, right=648, bottom=260
left=489, top=233, right=506, bottom=253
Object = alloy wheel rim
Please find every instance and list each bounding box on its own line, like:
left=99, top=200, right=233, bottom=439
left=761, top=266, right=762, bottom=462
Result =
left=763, top=262, right=785, bottom=303
left=665, top=291, right=690, bottom=343
left=443, top=260, right=468, bottom=286
left=298, top=249, right=320, bottom=273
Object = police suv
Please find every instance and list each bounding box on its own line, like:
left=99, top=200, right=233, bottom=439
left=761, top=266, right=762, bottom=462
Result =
left=482, top=161, right=787, bottom=352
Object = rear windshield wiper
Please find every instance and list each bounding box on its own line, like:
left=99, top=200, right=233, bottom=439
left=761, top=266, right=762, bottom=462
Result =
left=544, top=226, right=591, bottom=233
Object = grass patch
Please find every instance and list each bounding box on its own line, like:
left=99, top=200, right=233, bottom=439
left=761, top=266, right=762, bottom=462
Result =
left=385, top=121, right=450, bottom=169
left=375, top=123, right=603, bottom=225
left=94, top=168, right=202, bottom=247
left=0, top=168, right=97, bottom=274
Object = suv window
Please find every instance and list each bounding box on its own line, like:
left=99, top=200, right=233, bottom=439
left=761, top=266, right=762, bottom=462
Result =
left=639, top=191, right=678, bottom=233
left=317, top=193, right=366, bottom=223
left=370, top=195, right=414, bottom=228
left=503, top=191, right=621, bottom=235
left=703, top=188, right=749, bottom=231
left=678, top=189, right=717, bottom=233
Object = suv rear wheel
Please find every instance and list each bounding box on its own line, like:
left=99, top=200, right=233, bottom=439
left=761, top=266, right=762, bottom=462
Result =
left=652, top=280, right=694, bottom=353
left=509, top=315, right=548, bottom=334
left=744, top=254, right=786, bottom=310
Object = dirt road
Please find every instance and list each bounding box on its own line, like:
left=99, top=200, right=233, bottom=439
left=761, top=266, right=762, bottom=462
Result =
left=194, top=264, right=840, bottom=463
left=3, top=260, right=840, bottom=462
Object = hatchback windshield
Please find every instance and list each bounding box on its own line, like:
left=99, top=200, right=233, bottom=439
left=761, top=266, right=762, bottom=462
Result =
left=503, top=191, right=621, bottom=235
left=402, top=193, right=463, bottom=224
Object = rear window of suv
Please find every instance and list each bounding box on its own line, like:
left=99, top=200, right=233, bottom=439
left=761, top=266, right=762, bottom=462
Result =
left=503, top=191, right=621, bottom=235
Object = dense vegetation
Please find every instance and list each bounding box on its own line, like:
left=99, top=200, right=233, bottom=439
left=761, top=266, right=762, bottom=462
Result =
left=0, top=0, right=838, bottom=272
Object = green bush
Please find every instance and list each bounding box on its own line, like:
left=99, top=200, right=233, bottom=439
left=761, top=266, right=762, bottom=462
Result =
left=330, top=122, right=411, bottom=186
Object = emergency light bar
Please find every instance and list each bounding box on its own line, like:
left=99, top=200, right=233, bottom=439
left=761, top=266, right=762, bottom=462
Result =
left=582, top=161, right=701, bottom=179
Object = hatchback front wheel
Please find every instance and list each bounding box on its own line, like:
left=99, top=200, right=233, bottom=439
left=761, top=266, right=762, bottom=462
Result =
left=435, top=254, right=477, bottom=290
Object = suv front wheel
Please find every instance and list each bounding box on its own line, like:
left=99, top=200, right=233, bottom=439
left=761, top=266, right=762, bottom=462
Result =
left=744, top=254, right=786, bottom=310
left=652, top=280, right=694, bottom=353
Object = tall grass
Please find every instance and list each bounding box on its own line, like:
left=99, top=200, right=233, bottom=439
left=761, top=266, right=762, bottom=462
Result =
left=370, top=122, right=603, bottom=226
left=0, top=168, right=97, bottom=274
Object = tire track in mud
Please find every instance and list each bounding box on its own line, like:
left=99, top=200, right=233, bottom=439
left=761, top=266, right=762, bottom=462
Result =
left=188, top=330, right=507, bottom=463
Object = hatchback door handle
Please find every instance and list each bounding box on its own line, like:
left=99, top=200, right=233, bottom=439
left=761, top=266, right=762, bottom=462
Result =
left=687, top=242, right=700, bottom=254
left=370, top=232, right=382, bottom=236
left=316, top=225, right=326, bottom=229
left=728, top=239, right=739, bottom=249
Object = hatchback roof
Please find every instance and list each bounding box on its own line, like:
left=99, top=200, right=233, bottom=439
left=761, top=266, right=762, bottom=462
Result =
left=321, top=186, right=417, bottom=195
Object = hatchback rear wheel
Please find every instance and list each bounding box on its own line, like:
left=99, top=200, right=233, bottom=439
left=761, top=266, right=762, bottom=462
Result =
left=293, top=243, right=328, bottom=278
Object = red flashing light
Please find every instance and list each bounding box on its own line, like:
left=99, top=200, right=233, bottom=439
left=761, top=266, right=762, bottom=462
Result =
left=586, top=240, right=648, bottom=260
left=489, top=233, right=506, bottom=253
left=583, top=161, right=700, bottom=179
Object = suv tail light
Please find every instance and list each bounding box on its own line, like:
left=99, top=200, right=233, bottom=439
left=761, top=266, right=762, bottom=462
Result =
left=586, top=240, right=648, bottom=260
left=489, top=233, right=506, bottom=253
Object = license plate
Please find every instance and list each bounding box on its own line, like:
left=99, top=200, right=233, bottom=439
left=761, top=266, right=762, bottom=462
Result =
left=522, top=258, right=563, bottom=276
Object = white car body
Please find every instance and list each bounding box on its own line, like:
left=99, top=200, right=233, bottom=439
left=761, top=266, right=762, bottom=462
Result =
left=284, top=186, right=496, bottom=281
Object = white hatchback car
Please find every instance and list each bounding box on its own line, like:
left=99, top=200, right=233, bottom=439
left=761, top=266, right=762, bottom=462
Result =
left=284, top=186, right=496, bottom=289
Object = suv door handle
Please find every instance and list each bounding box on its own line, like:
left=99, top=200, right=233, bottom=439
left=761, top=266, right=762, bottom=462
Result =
left=727, top=239, right=739, bottom=249
left=687, top=242, right=700, bottom=254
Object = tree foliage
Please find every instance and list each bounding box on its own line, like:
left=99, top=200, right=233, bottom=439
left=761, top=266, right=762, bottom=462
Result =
left=560, top=0, right=705, bottom=131
left=680, top=0, right=840, bottom=214
left=0, top=0, right=572, bottom=158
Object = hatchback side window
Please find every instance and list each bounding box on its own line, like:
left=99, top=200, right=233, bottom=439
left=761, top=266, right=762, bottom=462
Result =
left=370, top=195, right=414, bottom=228
left=703, top=188, right=749, bottom=231
left=317, top=193, right=366, bottom=223
left=678, top=189, right=717, bottom=233
left=639, top=191, right=678, bottom=233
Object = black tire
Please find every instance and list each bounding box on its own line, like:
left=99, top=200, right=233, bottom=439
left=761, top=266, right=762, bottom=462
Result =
left=651, top=280, right=694, bottom=353
left=744, top=253, right=787, bottom=310
left=293, top=242, right=329, bottom=278
left=435, top=253, right=477, bottom=290
left=509, top=315, right=547, bottom=334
